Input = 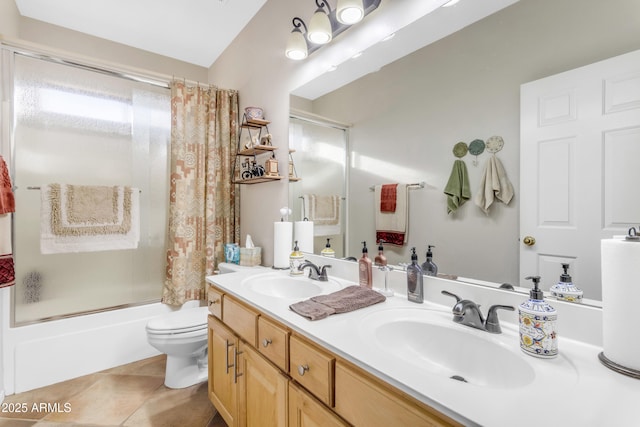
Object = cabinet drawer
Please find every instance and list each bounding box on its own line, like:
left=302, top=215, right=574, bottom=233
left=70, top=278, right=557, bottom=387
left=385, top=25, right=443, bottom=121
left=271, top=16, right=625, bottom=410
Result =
left=222, top=295, right=258, bottom=346
left=335, top=361, right=462, bottom=427
left=258, top=316, right=289, bottom=372
left=207, top=286, right=223, bottom=319
left=290, top=334, right=334, bottom=407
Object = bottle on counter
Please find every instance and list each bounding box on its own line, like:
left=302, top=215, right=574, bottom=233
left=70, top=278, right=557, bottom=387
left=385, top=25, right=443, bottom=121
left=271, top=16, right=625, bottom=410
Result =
left=358, top=241, right=373, bottom=288
left=519, top=275, right=558, bottom=358
left=289, top=240, right=304, bottom=276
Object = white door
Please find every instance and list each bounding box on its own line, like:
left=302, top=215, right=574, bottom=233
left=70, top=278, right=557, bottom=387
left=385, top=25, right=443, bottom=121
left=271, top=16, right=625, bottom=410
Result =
left=520, top=49, right=640, bottom=301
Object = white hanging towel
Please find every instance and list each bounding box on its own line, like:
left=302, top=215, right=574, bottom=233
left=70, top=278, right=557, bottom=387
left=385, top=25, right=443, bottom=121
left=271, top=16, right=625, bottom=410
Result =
left=302, top=194, right=341, bottom=236
left=475, top=154, right=514, bottom=214
left=40, top=184, right=140, bottom=254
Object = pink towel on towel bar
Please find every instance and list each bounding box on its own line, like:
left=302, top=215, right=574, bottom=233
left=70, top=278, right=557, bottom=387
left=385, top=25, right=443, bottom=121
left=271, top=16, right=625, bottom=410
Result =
left=380, top=184, right=398, bottom=213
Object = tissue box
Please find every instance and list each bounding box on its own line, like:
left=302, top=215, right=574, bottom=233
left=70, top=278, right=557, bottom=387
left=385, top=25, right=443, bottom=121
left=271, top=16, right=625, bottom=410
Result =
left=240, top=247, right=261, bottom=266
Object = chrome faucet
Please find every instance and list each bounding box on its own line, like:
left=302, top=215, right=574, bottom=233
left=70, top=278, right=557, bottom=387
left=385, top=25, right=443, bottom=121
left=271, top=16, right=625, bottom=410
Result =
left=298, top=261, right=331, bottom=281
left=441, top=291, right=514, bottom=334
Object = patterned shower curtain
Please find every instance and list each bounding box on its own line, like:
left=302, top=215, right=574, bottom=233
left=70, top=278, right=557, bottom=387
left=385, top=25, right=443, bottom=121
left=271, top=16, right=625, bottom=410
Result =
left=162, top=81, right=240, bottom=306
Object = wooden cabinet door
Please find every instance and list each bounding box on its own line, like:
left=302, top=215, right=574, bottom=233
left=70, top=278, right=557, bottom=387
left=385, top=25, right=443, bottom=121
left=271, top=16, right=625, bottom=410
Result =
left=238, top=343, right=288, bottom=427
left=209, top=316, right=239, bottom=427
left=289, top=382, right=350, bottom=427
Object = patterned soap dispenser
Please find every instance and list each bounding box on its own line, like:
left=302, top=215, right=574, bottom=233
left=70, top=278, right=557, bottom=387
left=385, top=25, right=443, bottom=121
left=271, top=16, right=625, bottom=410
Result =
left=519, top=276, right=558, bottom=358
left=550, top=263, right=583, bottom=303
left=289, top=241, right=304, bottom=276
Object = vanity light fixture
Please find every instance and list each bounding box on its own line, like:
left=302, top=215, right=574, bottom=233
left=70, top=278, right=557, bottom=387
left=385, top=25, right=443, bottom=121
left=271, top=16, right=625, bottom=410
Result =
left=286, top=17, right=309, bottom=60
left=285, top=0, right=381, bottom=60
left=336, top=0, right=364, bottom=24
left=307, top=0, right=333, bottom=45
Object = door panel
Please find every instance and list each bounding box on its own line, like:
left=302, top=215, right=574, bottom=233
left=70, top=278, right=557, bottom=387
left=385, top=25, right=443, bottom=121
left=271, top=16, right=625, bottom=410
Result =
left=520, top=49, right=640, bottom=301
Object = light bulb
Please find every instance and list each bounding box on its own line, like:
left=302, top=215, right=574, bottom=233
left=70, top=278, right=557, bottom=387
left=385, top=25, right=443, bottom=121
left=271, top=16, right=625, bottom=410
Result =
left=307, top=9, right=332, bottom=44
left=286, top=29, right=308, bottom=60
left=337, top=0, right=364, bottom=25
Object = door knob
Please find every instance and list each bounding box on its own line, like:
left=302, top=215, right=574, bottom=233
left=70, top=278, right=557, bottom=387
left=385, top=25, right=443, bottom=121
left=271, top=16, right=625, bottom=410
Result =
left=523, top=236, right=536, bottom=246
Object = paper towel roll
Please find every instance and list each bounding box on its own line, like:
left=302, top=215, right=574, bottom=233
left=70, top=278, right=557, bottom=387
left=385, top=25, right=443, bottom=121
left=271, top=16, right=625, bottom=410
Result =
left=273, top=221, right=292, bottom=269
left=601, top=238, right=640, bottom=371
left=294, top=221, right=314, bottom=253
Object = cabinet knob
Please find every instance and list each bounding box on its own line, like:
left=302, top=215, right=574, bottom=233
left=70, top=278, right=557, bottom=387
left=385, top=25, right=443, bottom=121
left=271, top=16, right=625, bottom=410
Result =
left=262, top=338, right=272, bottom=348
left=209, top=298, right=220, bottom=306
left=297, top=364, right=309, bottom=376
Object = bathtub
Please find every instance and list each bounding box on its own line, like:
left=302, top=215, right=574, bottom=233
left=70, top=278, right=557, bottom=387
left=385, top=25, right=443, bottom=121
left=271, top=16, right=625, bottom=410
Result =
left=0, top=264, right=266, bottom=396
left=0, top=287, right=196, bottom=395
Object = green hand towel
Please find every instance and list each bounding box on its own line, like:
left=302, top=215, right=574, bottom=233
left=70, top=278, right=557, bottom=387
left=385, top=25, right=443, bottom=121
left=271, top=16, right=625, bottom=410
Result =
left=444, top=159, right=471, bottom=214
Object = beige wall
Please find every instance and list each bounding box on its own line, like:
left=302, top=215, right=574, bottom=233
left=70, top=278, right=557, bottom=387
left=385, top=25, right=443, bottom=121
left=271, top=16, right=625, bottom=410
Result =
left=209, top=0, right=306, bottom=266
left=0, top=0, right=20, bottom=37
left=211, top=0, right=640, bottom=284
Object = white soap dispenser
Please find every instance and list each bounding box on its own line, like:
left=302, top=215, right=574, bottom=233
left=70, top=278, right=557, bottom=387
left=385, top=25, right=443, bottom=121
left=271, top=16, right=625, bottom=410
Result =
left=519, top=276, right=558, bottom=358
left=550, top=263, right=583, bottom=303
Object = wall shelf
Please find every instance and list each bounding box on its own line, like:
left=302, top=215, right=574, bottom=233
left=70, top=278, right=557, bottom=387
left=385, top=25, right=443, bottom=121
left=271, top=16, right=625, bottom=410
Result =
left=233, top=175, right=283, bottom=184
left=234, top=113, right=281, bottom=184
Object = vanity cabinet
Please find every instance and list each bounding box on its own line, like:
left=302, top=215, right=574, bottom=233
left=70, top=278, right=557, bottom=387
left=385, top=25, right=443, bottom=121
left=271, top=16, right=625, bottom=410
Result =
left=207, top=283, right=461, bottom=427
left=289, top=382, right=349, bottom=427
left=208, top=316, right=239, bottom=427
left=334, top=360, right=458, bottom=427
left=238, top=342, right=288, bottom=427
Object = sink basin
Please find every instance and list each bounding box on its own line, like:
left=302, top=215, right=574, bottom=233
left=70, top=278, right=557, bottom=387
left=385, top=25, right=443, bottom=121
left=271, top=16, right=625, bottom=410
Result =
left=359, top=308, right=536, bottom=389
left=241, top=273, right=344, bottom=299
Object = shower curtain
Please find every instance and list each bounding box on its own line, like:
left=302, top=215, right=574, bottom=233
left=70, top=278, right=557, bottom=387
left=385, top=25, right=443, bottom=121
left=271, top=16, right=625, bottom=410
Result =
left=162, top=81, right=240, bottom=306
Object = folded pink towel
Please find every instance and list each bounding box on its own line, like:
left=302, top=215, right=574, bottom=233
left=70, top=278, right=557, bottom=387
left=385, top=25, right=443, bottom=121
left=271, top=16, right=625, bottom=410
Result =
left=290, top=285, right=386, bottom=321
left=380, top=184, right=398, bottom=213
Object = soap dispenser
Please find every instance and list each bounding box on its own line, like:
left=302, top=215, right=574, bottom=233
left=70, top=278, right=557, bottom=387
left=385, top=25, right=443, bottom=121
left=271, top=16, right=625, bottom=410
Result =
left=358, top=241, right=373, bottom=288
left=374, top=240, right=387, bottom=267
left=550, top=263, right=583, bottom=303
left=519, top=276, right=558, bottom=358
left=289, top=241, right=304, bottom=276
left=407, top=247, right=424, bottom=303
left=321, top=238, right=335, bottom=258
left=421, top=245, right=438, bottom=276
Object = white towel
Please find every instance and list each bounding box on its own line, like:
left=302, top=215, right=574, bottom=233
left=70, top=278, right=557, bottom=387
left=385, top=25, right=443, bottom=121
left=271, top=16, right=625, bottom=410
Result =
left=302, top=194, right=341, bottom=236
left=375, top=183, right=408, bottom=246
left=40, top=184, right=140, bottom=254
left=475, top=154, right=514, bottom=214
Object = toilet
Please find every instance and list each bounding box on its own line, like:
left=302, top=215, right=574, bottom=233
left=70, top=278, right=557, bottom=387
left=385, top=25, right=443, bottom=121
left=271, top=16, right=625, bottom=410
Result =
left=146, top=305, right=210, bottom=389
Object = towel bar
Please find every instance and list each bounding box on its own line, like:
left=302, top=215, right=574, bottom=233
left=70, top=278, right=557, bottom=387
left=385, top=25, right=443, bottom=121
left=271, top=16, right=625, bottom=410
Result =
left=368, top=182, right=425, bottom=191
left=20, top=186, right=142, bottom=193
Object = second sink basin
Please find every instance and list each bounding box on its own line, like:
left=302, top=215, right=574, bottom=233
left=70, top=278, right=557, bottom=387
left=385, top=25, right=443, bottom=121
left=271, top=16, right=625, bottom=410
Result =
left=359, top=308, right=536, bottom=389
left=241, top=272, right=344, bottom=300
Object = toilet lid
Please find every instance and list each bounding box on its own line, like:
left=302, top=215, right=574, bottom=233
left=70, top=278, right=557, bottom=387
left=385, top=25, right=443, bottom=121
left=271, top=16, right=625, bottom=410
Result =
left=146, top=306, right=209, bottom=334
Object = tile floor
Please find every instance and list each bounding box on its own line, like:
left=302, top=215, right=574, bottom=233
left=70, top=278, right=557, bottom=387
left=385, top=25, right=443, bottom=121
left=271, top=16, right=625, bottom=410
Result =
left=0, top=355, right=227, bottom=427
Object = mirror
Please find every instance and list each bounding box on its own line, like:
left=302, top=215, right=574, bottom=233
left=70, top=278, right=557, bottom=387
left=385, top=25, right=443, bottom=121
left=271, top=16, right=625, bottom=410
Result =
left=287, top=113, right=348, bottom=258
left=289, top=0, right=640, bottom=305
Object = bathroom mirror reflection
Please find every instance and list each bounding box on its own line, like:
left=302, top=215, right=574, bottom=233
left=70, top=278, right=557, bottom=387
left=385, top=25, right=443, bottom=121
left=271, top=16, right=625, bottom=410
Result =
left=287, top=113, right=348, bottom=258
left=288, top=0, right=640, bottom=306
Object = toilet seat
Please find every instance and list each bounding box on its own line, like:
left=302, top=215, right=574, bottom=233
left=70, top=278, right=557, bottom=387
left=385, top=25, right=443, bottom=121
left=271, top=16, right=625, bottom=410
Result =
left=146, top=306, right=209, bottom=335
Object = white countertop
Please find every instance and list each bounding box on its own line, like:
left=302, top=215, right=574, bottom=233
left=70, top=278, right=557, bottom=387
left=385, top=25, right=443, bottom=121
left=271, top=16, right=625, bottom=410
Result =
left=207, top=266, right=640, bottom=427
